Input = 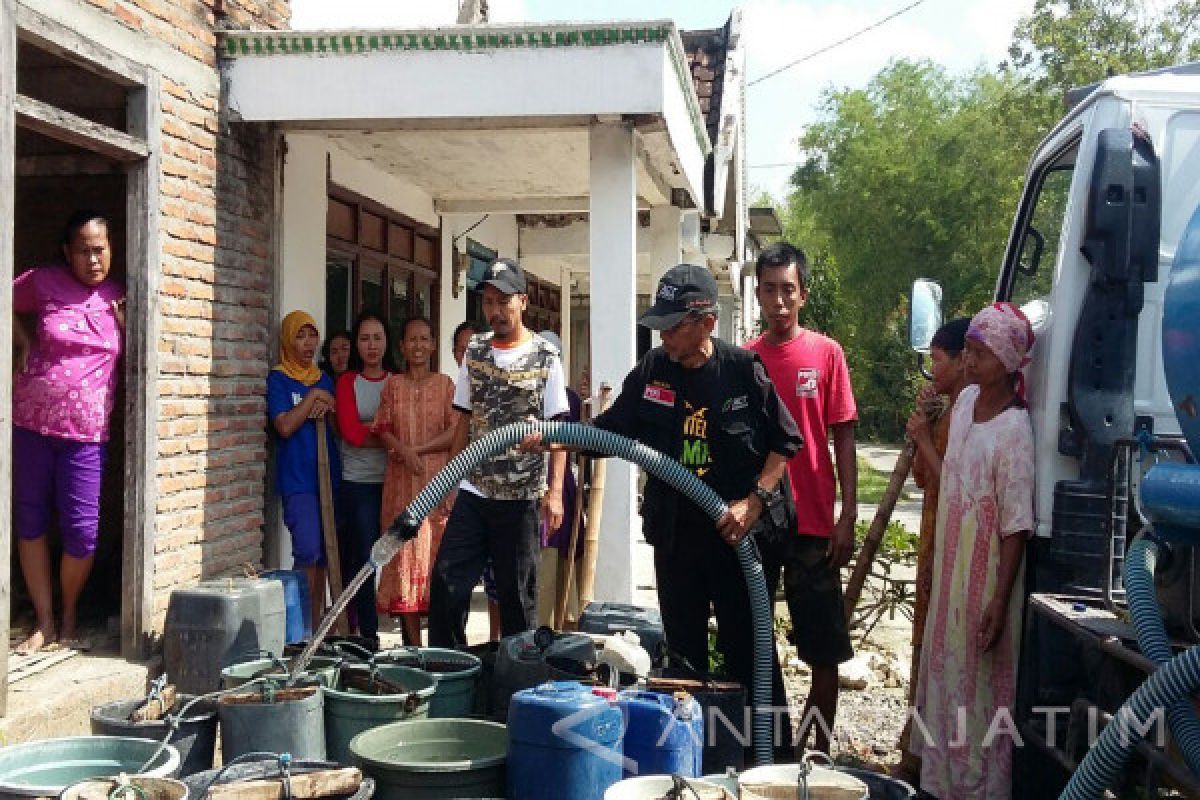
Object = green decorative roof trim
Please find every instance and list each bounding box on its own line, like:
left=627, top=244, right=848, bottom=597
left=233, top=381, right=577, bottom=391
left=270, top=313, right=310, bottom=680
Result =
left=222, top=25, right=669, bottom=57
left=219, top=23, right=711, bottom=157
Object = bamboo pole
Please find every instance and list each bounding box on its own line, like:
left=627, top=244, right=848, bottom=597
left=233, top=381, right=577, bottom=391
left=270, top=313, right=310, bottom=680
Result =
left=575, top=385, right=613, bottom=610
left=554, top=391, right=594, bottom=630
left=315, top=416, right=348, bottom=635
left=554, top=452, right=587, bottom=630
left=843, top=441, right=915, bottom=622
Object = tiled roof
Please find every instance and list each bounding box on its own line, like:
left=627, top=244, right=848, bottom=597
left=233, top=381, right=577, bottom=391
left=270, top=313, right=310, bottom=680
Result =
left=679, top=18, right=730, bottom=144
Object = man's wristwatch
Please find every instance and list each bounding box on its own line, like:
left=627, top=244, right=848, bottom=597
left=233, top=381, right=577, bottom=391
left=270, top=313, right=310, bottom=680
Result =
left=753, top=484, right=781, bottom=508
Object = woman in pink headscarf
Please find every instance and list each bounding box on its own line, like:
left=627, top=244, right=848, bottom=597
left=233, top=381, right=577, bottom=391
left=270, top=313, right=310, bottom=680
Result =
left=912, top=302, right=1035, bottom=800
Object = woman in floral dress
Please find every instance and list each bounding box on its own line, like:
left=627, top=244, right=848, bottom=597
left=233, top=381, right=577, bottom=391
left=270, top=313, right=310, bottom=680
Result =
left=374, top=317, right=457, bottom=644
left=914, top=303, right=1036, bottom=800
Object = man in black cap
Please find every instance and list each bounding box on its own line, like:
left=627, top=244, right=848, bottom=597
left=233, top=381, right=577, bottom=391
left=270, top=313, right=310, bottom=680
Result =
left=522, top=264, right=801, bottom=738
left=429, top=257, right=569, bottom=648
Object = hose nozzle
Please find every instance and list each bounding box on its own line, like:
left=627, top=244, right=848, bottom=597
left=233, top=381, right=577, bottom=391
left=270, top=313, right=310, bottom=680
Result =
left=386, top=511, right=422, bottom=543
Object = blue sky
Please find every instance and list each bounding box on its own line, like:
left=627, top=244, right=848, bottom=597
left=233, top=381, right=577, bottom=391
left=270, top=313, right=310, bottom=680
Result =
left=291, top=0, right=1033, bottom=200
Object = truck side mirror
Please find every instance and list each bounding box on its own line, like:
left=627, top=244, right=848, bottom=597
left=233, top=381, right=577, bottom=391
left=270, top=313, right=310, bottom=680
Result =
left=909, top=278, right=943, bottom=354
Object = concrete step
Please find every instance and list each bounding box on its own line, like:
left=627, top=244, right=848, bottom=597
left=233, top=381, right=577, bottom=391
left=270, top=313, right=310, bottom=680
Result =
left=1, top=644, right=156, bottom=745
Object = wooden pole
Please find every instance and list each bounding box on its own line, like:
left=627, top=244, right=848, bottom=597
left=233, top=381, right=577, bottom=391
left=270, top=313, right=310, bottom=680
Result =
left=315, top=417, right=348, bottom=635
left=554, top=391, right=594, bottom=630
left=843, top=441, right=915, bottom=622
left=575, top=385, right=613, bottom=610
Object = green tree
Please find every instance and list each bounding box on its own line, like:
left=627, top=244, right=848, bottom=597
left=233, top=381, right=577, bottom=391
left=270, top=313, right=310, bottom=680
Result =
left=784, top=61, right=1043, bottom=438
left=775, top=1, right=1200, bottom=440
left=1007, top=0, right=1200, bottom=95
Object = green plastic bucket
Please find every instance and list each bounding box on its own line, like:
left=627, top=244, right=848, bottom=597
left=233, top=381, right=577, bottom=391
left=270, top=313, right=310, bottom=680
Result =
left=324, top=665, right=436, bottom=764
left=220, top=655, right=340, bottom=688
left=349, top=718, right=507, bottom=799
left=0, top=736, right=180, bottom=799
left=377, top=648, right=482, bottom=718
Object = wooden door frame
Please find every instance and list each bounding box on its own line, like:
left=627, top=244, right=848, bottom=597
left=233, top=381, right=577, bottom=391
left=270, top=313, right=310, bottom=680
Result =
left=1, top=0, right=18, bottom=717
left=3, top=5, right=160, bottom=713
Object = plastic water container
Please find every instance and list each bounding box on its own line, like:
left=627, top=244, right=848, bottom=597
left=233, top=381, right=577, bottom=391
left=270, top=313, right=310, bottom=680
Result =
left=617, top=690, right=703, bottom=778
left=507, top=681, right=624, bottom=800
left=492, top=628, right=598, bottom=721
left=261, top=569, right=311, bottom=643
left=578, top=603, right=666, bottom=665
left=598, top=632, right=652, bottom=681
left=163, top=578, right=287, bottom=695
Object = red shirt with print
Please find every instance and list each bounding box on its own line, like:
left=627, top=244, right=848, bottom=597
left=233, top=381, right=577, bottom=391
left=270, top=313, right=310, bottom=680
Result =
left=745, top=329, right=857, bottom=537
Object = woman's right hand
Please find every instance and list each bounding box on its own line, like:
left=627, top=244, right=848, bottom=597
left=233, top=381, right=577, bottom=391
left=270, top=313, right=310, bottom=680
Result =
left=388, top=444, right=425, bottom=475
left=306, top=387, right=335, bottom=418
left=906, top=408, right=930, bottom=443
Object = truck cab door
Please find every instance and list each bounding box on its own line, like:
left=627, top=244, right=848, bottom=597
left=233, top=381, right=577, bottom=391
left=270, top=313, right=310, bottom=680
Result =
left=1063, top=127, right=1160, bottom=482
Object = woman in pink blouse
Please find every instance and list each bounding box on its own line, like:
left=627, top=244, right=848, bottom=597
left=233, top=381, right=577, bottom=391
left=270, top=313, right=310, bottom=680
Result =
left=11, top=210, right=125, bottom=654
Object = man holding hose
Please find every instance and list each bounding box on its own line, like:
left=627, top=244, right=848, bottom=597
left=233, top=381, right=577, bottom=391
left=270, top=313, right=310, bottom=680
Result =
left=522, top=264, right=801, bottom=750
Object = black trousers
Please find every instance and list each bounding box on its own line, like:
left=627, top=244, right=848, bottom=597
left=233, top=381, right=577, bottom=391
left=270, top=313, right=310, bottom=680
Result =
left=428, top=491, right=540, bottom=648
left=654, top=515, right=794, bottom=753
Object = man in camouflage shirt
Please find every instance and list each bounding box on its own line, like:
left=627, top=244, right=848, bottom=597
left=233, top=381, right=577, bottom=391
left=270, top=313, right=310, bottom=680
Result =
left=428, top=258, right=569, bottom=647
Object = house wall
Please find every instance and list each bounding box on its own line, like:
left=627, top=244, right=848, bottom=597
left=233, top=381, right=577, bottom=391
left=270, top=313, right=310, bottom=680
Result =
left=22, top=0, right=290, bottom=631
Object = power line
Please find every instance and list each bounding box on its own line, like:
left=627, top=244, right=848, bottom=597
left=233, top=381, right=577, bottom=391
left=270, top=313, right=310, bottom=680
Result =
left=748, top=0, right=927, bottom=87
left=748, top=162, right=803, bottom=168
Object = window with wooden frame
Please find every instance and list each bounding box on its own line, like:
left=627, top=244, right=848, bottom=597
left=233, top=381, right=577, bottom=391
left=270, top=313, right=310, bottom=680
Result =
left=325, top=188, right=440, bottom=367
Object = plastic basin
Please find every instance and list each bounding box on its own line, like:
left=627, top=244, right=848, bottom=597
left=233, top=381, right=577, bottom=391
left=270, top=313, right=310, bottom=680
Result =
left=0, top=735, right=180, bottom=798
left=349, top=718, right=506, bottom=799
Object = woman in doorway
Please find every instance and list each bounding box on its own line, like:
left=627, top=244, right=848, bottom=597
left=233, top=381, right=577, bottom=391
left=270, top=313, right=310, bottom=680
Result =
left=374, top=317, right=457, bottom=644
left=333, top=312, right=396, bottom=649
left=10, top=210, right=125, bottom=654
left=896, top=316, right=970, bottom=783
left=914, top=303, right=1035, bottom=800
left=320, top=330, right=352, bottom=383
left=267, top=310, right=340, bottom=628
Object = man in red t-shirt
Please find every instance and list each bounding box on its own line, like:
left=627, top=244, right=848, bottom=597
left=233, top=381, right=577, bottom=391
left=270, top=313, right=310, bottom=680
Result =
left=745, top=241, right=857, bottom=755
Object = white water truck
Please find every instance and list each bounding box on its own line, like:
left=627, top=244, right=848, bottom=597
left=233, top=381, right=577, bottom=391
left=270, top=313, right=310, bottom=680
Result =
left=910, top=64, right=1200, bottom=798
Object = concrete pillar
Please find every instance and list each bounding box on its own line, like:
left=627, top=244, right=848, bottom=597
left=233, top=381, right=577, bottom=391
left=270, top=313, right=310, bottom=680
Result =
left=559, top=263, right=572, bottom=382
left=718, top=292, right=735, bottom=342
left=439, top=218, right=467, bottom=374
left=588, top=122, right=638, bottom=604
left=647, top=206, right=681, bottom=348
left=280, top=134, right=328, bottom=327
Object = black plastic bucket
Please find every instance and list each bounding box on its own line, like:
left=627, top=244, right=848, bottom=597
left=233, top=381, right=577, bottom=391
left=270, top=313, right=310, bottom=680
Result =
left=89, top=695, right=217, bottom=777
left=182, top=758, right=374, bottom=800
left=648, top=670, right=746, bottom=775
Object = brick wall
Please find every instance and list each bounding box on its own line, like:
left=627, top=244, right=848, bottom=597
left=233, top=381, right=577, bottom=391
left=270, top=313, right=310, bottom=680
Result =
left=87, top=0, right=288, bottom=629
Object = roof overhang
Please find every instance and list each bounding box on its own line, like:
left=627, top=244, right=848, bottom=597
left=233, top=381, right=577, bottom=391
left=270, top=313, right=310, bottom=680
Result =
left=220, top=23, right=712, bottom=210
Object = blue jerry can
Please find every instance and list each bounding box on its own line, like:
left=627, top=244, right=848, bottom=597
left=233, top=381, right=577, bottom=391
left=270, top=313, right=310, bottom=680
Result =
left=507, top=681, right=624, bottom=800
left=618, top=689, right=704, bottom=778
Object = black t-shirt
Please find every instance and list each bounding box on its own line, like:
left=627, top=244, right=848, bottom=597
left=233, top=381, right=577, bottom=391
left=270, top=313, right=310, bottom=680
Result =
left=674, top=355, right=720, bottom=479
